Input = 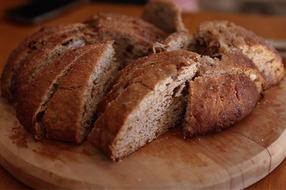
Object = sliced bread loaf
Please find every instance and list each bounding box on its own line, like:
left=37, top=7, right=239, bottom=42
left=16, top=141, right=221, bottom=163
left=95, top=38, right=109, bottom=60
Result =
left=88, top=50, right=200, bottom=160
left=15, top=43, right=113, bottom=137
left=32, top=42, right=115, bottom=143
left=192, top=21, right=284, bottom=87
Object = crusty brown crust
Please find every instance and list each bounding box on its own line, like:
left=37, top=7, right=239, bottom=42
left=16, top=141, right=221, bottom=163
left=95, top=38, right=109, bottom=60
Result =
left=12, top=31, right=90, bottom=102
left=184, top=73, right=260, bottom=137
left=1, top=23, right=86, bottom=102
left=42, top=43, right=114, bottom=144
left=192, top=20, right=285, bottom=87
left=88, top=50, right=200, bottom=159
left=193, top=21, right=276, bottom=55
left=142, top=0, right=187, bottom=33
left=199, top=51, right=266, bottom=93
left=16, top=45, right=96, bottom=135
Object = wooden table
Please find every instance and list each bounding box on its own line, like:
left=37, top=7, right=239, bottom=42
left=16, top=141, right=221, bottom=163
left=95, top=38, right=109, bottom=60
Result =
left=0, top=0, right=285, bottom=189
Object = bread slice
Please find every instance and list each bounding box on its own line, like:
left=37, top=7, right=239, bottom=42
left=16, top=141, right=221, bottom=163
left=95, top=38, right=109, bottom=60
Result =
left=153, top=32, right=193, bottom=53
left=85, top=13, right=167, bottom=67
left=16, top=44, right=109, bottom=136
left=184, top=73, right=260, bottom=137
left=192, top=21, right=285, bottom=87
left=88, top=50, right=200, bottom=161
left=142, top=0, right=187, bottom=33
left=1, top=23, right=87, bottom=102
left=12, top=31, right=91, bottom=102
left=26, top=42, right=116, bottom=143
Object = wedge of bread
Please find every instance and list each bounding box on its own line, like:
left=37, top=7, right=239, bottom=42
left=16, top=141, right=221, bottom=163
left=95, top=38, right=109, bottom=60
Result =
left=184, top=73, right=260, bottom=137
left=16, top=43, right=111, bottom=136
left=89, top=50, right=200, bottom=160
left=33, top=42, right=116, bottom=143
left=192, top=21, right=285, bottom=87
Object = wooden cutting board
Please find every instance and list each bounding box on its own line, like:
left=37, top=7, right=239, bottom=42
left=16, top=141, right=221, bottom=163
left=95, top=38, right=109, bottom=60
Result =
left=0, top=79, right=285, bottom=190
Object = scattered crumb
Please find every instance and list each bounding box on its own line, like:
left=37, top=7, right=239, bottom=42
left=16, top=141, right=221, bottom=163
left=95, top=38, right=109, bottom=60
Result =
left=9, top=126, right=29, bottom=148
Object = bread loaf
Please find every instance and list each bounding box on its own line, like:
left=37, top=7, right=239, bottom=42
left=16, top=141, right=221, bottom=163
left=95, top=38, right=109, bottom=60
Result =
left=1, top=5, right=284, bottom=161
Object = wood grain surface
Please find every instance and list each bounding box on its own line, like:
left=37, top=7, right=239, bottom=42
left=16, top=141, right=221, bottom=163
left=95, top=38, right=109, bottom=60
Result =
left=0, top=0, right=285, bottom=189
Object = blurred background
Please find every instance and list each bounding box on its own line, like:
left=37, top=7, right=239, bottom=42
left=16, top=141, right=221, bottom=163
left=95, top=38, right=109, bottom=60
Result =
left=4, top=0, right=286, bottom=25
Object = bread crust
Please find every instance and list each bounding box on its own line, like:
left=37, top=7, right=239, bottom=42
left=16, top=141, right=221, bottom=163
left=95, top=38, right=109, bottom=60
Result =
left=199, top=51, right=266, bottom=93
left=184, top=73, right=260, bottom=136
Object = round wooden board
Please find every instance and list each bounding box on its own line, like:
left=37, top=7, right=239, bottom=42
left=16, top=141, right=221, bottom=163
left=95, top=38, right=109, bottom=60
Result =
left=0, top=80, right=286, bottom=190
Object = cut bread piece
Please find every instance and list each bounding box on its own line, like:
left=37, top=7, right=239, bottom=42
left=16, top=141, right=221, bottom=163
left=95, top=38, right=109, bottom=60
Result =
left=184, top=73, right=260, bottom=137
left=85, top=13, right=167, bottom=67
left=12, top=31, right=93, bottom=102
left=16, top=44, right=111, bottom=136
left=142, top=0, right=187, bottom=33
left=192, top=20, right=285, bottom=88
left=89, top=50, right=200, bottom=161
left=199, top=51, right=266, bottom=93
left=153, top=32, right=193, bottom=53
left=1, top=23, right=87, bottom=102
left=31, top=42, right=116, bottom=143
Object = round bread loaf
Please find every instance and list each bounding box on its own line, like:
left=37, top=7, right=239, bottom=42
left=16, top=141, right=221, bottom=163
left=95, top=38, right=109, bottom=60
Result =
left=1, top=10, right=284, bottom=161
